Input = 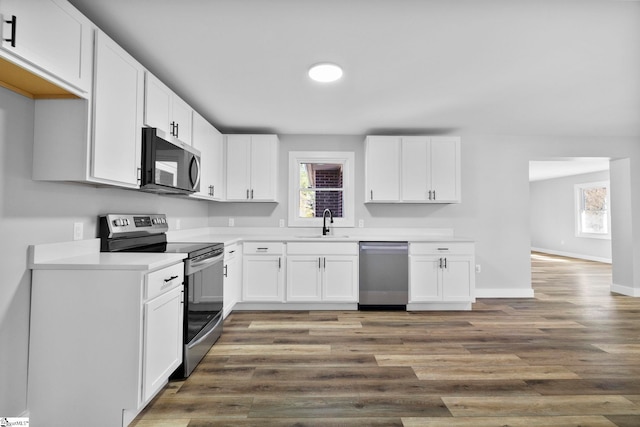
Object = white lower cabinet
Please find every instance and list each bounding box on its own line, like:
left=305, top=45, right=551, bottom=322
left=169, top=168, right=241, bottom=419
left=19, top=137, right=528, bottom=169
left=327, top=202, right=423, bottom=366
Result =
left=286, top=242, right=358, bottom=303
left=408, top=243, right=475, bottom=310
left=223, top=243, right=241, bottom=316
left=142, top=285, right=183, bottom=403
left=242, top=242, right=284, bottom=302
left=28, top=262, right=184, bottom=427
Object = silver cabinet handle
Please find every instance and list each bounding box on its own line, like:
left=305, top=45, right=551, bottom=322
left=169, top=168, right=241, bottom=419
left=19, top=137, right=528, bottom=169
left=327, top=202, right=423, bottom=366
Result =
left=278, top=257, right=281, bottom=269
left=370, top=190, right=373, bottom=200
left=323, top=257, right=326, bottom=270
left=444, top=257, right=447, bottom=268
left=318, top=257, right=321, bottom=269
left=246, top=189, right=249, bottom=199
left=433, top=190, right=436, bottom=200
left=439, top=258, right=443, bottom=269
left=251, top=189, right=254, bottom=199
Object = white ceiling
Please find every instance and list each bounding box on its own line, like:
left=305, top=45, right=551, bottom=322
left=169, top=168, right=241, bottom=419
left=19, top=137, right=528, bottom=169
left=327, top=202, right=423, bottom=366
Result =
left=68, top=0, right=640, bottom=137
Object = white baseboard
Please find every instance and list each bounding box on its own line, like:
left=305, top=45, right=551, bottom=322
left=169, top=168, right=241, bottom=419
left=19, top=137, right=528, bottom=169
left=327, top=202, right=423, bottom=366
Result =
left=234, top=302, right=359, bottom=311
left=611, top=283, right=640, bottom=297
left=475, top=288, right=535, bottom=298
left=407, top=302, right=472, bottom=311
left=531, top=247, right=612, bottom=264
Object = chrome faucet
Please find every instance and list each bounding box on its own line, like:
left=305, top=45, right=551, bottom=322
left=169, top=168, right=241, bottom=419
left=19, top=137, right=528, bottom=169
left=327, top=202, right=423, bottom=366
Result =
left=322, top=208, right=333, bottom=236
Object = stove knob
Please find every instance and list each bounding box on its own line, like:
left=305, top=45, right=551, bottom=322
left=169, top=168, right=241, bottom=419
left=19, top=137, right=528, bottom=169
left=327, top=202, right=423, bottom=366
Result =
left=113, top=219, right=123, bottom=227
left=124, top=219, right=130, bottom=226
left=161, top=218, right=167, bottom=224
left=152, top=218, right=158, bottom=225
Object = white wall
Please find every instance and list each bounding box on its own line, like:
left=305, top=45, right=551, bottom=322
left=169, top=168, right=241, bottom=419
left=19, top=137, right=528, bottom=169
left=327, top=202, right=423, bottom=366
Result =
left=0, top=88, right=209, bottom=416
left=530, top=170, right=612, bottom=262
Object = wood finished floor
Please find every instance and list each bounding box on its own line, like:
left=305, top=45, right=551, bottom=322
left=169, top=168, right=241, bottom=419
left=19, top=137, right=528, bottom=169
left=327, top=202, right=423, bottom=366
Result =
left=131, top=252, right=640, bottom=427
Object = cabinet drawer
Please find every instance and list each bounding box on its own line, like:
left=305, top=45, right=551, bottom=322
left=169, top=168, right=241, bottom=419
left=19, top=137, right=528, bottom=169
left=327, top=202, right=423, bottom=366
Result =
left=410, top=242, right=474, bottom=255
left=225, top=243, right=239, bottom=260
left=243, top=242, right=284, bottom=255
left=287, top=242, right=358, bottom=255
left=146, top=262, right=184, bottom=300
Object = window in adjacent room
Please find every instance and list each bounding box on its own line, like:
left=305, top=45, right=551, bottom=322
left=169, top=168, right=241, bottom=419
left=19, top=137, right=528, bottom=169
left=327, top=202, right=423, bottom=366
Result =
left=575, top=181, right=611, bottom=239
left=289, top=152, right=354, bottom=227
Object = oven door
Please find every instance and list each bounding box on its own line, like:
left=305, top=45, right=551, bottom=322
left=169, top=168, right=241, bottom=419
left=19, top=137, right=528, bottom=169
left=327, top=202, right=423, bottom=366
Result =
left=182, top=251, right=224, bottom=377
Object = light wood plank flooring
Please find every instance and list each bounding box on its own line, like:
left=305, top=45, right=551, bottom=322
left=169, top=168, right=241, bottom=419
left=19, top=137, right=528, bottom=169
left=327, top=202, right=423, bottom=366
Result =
left=132, top=252, right=640, bottom=426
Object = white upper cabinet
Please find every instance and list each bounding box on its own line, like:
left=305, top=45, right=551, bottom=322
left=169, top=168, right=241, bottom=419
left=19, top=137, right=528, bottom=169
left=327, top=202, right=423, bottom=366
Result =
left=429, top=137, right=460, bottom=202
left=0, top=0, right=93, bottom=95
left=225, top=134, right=278, bottom=202
left=402, top=136, right=460, bottom=202
left=365, top=136, right=400, bottom=202
left=32, top=29, right=144, bottom=189
left=192, top=112, right=224, bottom=200
left=91, top=30, right=144, bottom=187
left=365, top=135, right=461, bottom=203
left=144, top=72, right=193, bottom=145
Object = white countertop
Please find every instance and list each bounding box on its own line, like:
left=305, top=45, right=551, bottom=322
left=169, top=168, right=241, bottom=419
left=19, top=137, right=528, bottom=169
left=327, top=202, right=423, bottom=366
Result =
left=29, top=228, right=474, bottom=270
left=30, top=252, right=186, bottom=271
left=167, top=227, right=474, bottom=246
left=29, top=239, right=186, bottom=271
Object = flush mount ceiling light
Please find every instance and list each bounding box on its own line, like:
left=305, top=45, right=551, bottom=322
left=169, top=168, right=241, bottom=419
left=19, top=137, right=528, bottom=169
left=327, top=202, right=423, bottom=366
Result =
left=308, top=63, right=343, bottom=83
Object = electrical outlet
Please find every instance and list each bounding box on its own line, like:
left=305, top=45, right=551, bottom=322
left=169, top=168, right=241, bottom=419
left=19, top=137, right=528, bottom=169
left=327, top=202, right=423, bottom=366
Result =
left=358, top=219, right=364, bottom=228
left=73, top=222, right=83, bottom=241
left=176, top=219, right=181, bottom=230
left=475, top=264, right=481, bottom=273
left=279, top=219, right=285, bottom=228
left=229, top=218, right=235, bottom=227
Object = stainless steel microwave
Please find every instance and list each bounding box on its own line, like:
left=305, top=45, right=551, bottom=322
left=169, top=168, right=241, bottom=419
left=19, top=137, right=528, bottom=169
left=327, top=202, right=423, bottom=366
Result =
left=141, top=127, right=201, bottom=194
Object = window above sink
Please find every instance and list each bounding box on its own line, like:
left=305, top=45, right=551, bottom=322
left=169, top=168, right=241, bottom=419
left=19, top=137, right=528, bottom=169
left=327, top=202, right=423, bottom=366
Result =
left=288, top=151, right=355, bottom=228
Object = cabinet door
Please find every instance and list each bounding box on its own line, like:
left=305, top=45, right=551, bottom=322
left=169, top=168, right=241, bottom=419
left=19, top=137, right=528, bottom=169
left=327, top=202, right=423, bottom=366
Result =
left=0, top=0, right=92, bottom=93
left=441, top=256, right=473, bottom=301
left=225, top=134, right=252, bottom=200
left=143, top=285, right=183, bottom=402
left=243, top=256, right=284, bottom=301
left=323, top=256, right=358, bottom=302
left=401, top=136, right=429, bottom=202
left=143, top=72, right=172, bottom=135
left=409, top=256, right=441, bottom=302
left=250, top=135, right=278, bottom=201
left=171, top=95, right=193, bottom=145
left=193, top=112, right=224, bottom=200
left=91, top=30, right=144, bottom=187
left=365, top=136, right=400, bottom=202
left=429, top=137, right=460, bottom=202
left=287, top=256, right=322, bottom=302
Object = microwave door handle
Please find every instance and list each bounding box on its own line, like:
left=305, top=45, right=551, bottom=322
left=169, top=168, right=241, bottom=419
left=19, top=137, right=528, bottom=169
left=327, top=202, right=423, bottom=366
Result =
left=190, top=156, right=201, bottom=189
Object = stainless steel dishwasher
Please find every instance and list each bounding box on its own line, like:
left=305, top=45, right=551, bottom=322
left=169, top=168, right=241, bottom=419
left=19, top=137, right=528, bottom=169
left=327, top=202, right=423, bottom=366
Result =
left=359, top=241, right=409, bottom=309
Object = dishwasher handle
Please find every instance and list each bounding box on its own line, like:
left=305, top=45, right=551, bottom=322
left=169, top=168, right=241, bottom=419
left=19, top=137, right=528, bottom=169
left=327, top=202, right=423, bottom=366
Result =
left=359, top=242, right=409, bottom=253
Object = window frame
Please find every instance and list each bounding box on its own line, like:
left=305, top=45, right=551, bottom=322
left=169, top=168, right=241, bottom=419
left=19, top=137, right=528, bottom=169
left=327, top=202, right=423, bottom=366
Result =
left=288, top=151, right=355, bottom=228
left=574, top=180, right=611, bottom=240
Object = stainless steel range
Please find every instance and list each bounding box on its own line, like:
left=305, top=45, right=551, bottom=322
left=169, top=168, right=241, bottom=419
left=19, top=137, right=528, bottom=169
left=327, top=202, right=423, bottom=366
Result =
left=100, top=213, right=224, bottom=378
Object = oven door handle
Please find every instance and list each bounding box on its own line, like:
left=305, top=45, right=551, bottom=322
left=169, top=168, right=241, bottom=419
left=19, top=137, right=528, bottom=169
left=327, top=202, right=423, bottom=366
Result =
left=186, top=253, right=224, bottom=275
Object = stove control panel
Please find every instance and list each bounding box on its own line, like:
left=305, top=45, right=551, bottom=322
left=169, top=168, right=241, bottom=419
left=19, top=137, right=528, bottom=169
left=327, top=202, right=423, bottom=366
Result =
left=100, top=214, right=168, bottom=237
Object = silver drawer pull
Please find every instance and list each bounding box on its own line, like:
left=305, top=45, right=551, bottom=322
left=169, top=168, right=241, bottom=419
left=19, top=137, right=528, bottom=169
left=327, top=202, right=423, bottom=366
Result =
left=437, top=248, right=449, bottom=251
left=164, top=275, right=179, bottom=283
